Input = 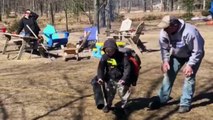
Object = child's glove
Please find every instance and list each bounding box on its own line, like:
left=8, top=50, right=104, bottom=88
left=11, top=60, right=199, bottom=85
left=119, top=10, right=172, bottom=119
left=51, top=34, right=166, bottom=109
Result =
left=97, top=78, right=104, bottom=85
left=118, top=80, right=125, bottom=85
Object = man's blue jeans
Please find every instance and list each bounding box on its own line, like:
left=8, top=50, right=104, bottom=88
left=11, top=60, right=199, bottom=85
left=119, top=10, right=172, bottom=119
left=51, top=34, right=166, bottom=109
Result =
left=158, top=56, right=202, bottom=107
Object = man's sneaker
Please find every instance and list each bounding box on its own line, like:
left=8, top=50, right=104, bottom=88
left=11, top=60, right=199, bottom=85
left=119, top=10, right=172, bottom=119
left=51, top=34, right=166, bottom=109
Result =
left=178, top=106, right=190, bottom=113
left=148, top=96, right=162, bottom=110
left=102, top=106, right=110, bottom=113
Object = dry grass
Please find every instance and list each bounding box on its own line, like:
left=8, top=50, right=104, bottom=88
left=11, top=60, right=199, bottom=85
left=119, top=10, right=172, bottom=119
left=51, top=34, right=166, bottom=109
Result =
left=0, top=13, right=213, bottom=120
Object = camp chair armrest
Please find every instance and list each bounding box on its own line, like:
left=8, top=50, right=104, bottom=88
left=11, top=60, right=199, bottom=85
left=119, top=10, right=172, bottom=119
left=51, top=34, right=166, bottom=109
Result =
left=50, top=32, right=69, bottom=39
left=56, top=32, right=69, bottom=36
left=64, top=32, right=70, bottom=37
left=105, top=29, right=124, bottom=34
left=42, top=32, right=53, bottom=38
left=57, top=31, right=69, bottom=35
left=42, top=32, right=69, bottom=39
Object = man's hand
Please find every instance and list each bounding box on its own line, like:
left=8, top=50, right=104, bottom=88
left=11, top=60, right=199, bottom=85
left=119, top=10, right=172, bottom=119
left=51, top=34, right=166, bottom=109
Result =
left=161, top=61, right=170, bottom=73
left=97, top=79, right=104, bottom=85
left=183, top=64, right=193, bottom=77
left=12, top=32, right=17, bottom=35
left=118, top=80, right=125, bottom=85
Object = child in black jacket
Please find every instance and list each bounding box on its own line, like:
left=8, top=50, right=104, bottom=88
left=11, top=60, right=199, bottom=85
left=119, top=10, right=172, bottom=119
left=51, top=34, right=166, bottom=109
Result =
left=91, top=39, right=139, bottom=113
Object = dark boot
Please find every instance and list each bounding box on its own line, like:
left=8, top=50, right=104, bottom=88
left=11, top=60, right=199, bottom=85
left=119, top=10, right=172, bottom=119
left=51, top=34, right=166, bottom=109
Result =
left=148, top=96, right=173, bottom=110
left=148, top=96, right=162, bottom=110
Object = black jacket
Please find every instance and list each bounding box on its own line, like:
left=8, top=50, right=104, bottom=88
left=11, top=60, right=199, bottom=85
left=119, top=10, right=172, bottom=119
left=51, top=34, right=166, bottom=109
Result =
left=17, top=12, right=40, bottom=36
left=97, top=39, right=131, bottom=83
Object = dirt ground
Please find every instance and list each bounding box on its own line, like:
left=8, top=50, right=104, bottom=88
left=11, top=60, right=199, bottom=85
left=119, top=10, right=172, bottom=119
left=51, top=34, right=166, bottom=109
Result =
left=0, top=20, right=213, bottom=120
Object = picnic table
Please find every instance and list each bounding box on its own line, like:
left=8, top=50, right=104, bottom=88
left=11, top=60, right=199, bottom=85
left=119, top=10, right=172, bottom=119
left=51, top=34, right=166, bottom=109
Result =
left=1, top=33, right=38, bottom=60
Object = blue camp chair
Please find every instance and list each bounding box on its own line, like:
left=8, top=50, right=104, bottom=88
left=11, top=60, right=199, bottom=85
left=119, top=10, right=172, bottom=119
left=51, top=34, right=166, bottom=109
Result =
left=43, top=24, right=69, bottom=48
left=84, top=26, right=98, bottom=41
left=82, top=26, right=98, bottom=46
left=210, top=0, right=213, bottom=18
left=77, top=26, right=98, bottom=53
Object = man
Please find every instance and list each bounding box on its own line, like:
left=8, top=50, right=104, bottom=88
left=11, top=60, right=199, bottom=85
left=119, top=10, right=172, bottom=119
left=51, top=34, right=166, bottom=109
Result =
left=16, top=9, right=40, bottom=36
left=148, top=15, right=205, bottom=113
left=91, top=39, right=140, bottom=113
left=16, top=9, right=41, bottom=53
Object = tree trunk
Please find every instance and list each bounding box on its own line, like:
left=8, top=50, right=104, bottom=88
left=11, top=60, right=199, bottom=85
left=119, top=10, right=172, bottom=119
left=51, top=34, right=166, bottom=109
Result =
left=163, top=0, right=167, bottom=11
left=33, top=0, right=35, bottom=11
left=83, top=0, right=86, bottom=11
left=127, top=0, right=132, bottom=13
left=116, top=0, right=120, bottom=14
left=88, top=8, right=93, bottom=24
left=203, top=0, right=206, bottom=10
left=0, top=0, right=2, bottom=21
left=50, top=3, right=54, bottom=25
left=109, top=0, right=115, bottom=21
left=94, top=0, right=100, bottom=33
left=160, top=0, right=164, bottom=11
left=46, top=0, right=49, bottom=18
left=39, top=0, right=43, bottom=16
left=94, top=0, right=97, bottom=26
left=64, top=0, right=68, bottom=31
left=64, top=9, right=68, bottom=31
left=79, top=3, right=93, bottom=25
left=143, top=0, right=147, bottom=12
left=100, top=4, right=106, bottom=27
left=106, top=0, right=111, bottom=36
left=15, top=0, right=19, bottom=14
left=138, top=0, right=140, bottom=10
left=170, top=0, right=174, bottom=11
left=150, top=0, right=153, bottom=12
left=0, top=5, right=2, bottom=21
left=2, top=0, right=5, bottom=15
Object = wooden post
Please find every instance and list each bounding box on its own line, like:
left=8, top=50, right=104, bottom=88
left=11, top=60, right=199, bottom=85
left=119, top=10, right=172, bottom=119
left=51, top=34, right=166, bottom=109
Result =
left=17, top=39, right=26, bottom=60
left=2, top=35, right=11, bottom=54
left=50, top=3, right=54, bottom=25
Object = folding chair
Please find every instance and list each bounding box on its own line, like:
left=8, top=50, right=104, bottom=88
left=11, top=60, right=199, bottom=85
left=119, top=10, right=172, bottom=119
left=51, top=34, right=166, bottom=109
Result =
left=111, top=18, right=132, bottom=40
left=62, top=26, right=98, bottom=61
left=119, top=18, right=132, bottom=32
left=125, top=21, right=145, bottom=57
left=210, top=1, right=213, bottom=14
left=79, top=26, right=98, bottom=51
